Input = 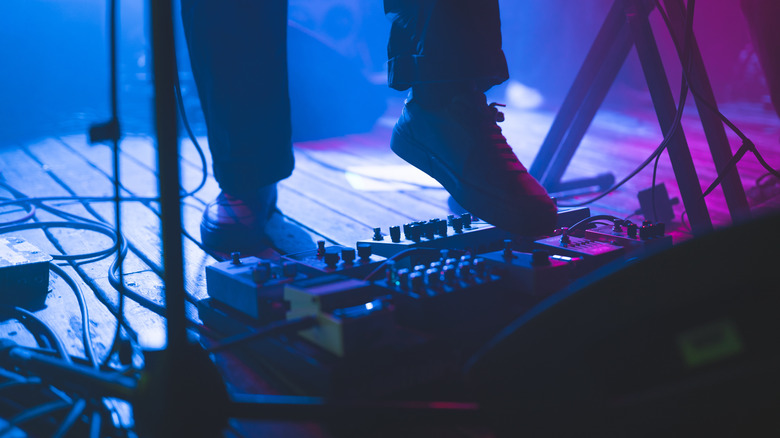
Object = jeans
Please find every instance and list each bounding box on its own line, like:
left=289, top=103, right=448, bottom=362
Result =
left=181, top=0, right=509, bottom=195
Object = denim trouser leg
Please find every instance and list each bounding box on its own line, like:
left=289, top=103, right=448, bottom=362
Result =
left=180, top=0, right=294, bottom=196
left=181, top=0, right=509, bottom=195
left=384, top=0, right=509, bottom=93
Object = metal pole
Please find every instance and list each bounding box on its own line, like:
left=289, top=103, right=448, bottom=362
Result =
left=151, top=0, right=187, bottom=353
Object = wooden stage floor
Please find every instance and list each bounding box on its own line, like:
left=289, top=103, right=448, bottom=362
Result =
left=0, top=93, right=778, bottom=435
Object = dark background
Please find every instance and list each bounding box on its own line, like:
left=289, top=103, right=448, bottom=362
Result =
left=0, top=0, right=770, bottom=145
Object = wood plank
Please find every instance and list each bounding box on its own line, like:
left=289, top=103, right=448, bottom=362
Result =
left=0, top=146, right=156, bottom=359
left=115, top=135, right=329, bottom=256
left=52, top=136, right=214, bottom=299
left=25, top=138, right=203, bottom=322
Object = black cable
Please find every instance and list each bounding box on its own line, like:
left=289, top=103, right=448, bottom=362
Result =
left=649, top=0, right=695, bottom=222
left=559, top=1, right=697, bottom=209
left=0, top=378, right=43, bottom=393
left=0, top=221, right=118, bottom=261
left=0, top=192, right=197, bottom=325
left=174, top=64, right=209, bottom=198
left=362, top=247, right=442, bottom=281
left=48, top=263, right=99, bottom=370
left=558, top=79, right=690, bottom=209
left=653, top=0, right=780, bottom=196
left=568, top=214, right=622, bottom=232
left=1, top=307, right=72, bottom=365
left=51, top=398, right=87, bottom=438
left=0, top=196, right=36, bottom=226
left=0, top=368, right=28, bottom=383
left=0, top=400, right=72, bottom=436
left=206, top=316, right=318, bottom=353
left=90, top=410, right=102, bottom=438
left=0, top=192, right=146, bottom=347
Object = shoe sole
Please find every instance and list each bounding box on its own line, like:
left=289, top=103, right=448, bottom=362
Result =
left=391, top=127, right=556, bottom=236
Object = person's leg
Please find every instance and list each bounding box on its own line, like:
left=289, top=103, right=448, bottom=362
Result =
left=384, top=0, right=557, bottom=236
left=385, top=0, right=509, bottom=102
left=181, top=0, right=294, bottom=251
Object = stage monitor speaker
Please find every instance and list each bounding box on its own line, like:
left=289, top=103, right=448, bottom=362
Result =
left=466, top=212, right=780, bottom=437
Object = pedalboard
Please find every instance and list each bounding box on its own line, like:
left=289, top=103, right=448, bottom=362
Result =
left=282, top=241, right=386, bottom=279
left=0, top=236, right=52, bottom=313
left=200, top=210, right=683, bottom=399
left=205, top=254, right=307, bottom=323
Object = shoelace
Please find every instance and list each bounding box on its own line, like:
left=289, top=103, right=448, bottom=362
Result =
left=486, top=102, right=524, bottom=173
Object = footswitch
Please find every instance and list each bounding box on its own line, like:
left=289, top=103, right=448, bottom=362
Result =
left=535, top=229, right=624, bottom=259
left=205, top=255, right=307, bottom=323
left=481, top=246, right=578, bottom=297
left=583, top=221, right=672, bottom=257
left=285, top=275, right=395, bottom=357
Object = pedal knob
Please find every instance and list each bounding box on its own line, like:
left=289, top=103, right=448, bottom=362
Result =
left=252, top=261, right=271, bottom=284
left=231, top=252, right=242, bottom=265
left=408, top=224, right=422, bottom=242
left=639, top=224, right=652, bottom=240
left=316, top=240, right=326, bottom=256
left=438, top=220, right=448, bottom=236
left=456, top=262, right=472, bottom=281
left=473, top=257, right=486, bottom=277
left=627, top=223, right=638, bottom=239
left=357, top=242, right=372, bottom=260
left=282, top=262, right=297, bottom=278
left=341, top=247, right=356, bottom=264
left=324, top=248, right=340, bottom=268
left=441, top=265, right=457, bottom=284
left=612, top=219, right=623, bottom=233
left=531, top=250, right=551, bottom=266
left=373, top=228, right=384, bottom=241
left=397, top=268, right=410, bottom=290
left=461, top=213, right=472, bottom=228
left=451, top=217, right=463, bottom=233
left=423, top=221, right=437, bottom=240
left=560, top=227, right=571, bottom=246
left=389, top=226, right=402, bottom=242
left=410, top=272, right=425, bottom=293
left=425, top=268, right=441, bottom=289
left=403, top=223, right=413, bottom=240
left=502, top=239, right=514, bottom=260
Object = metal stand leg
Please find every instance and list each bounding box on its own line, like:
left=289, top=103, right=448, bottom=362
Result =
left=661, top=0, right=751, bottom=224
left=528, top=0, right=748, bottom=235
left=625, top=0, right=712, bottom=235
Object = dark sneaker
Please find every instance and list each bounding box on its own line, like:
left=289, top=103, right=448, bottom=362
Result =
left=391, top=91, right=557, bottom=236
left=200, top=184, right=278, bottom=253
